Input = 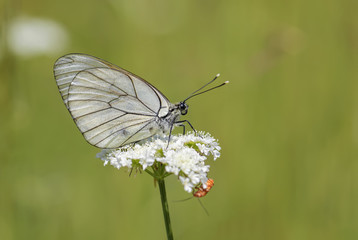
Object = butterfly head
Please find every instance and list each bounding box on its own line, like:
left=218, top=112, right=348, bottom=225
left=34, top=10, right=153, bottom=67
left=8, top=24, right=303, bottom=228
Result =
left=178, top=101, right=188, bottom=115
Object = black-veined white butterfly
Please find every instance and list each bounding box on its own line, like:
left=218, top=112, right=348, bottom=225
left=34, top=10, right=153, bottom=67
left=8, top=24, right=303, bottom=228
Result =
left=54, top=53, right=228, bottom=149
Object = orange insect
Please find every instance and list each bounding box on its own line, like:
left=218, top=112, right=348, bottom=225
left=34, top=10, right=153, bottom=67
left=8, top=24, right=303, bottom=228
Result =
left=193, top=178, right=214, bottom=198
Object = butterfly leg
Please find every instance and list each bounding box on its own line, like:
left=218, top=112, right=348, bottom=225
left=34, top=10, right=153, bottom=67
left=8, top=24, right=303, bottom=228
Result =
left=175, top=120, right=197, bottom=134
left=167, top=120, right=200, bottom=148
left=175, top=120, right=203, bottom=138
left=166, top=123, right=175, bottom=149
left=177, top=124, right=185, bottom=135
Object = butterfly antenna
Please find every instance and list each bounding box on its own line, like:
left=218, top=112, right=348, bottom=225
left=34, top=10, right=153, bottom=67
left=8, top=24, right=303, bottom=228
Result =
left=183, top=74, right=229, bottom=102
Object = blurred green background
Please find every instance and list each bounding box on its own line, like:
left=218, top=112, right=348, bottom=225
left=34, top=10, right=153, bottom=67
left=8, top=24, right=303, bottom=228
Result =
left=1, top=0, right=357, bottom=239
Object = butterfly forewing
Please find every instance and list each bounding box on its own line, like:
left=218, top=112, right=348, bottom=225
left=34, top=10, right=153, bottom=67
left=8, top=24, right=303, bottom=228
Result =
left=54, top=54, right=172, bottom=148
left=54, top=54, right=120, bottom=107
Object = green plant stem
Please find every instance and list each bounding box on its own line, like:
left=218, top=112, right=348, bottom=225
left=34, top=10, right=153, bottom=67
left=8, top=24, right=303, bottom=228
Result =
left=158, top=179, right=174, bottom=240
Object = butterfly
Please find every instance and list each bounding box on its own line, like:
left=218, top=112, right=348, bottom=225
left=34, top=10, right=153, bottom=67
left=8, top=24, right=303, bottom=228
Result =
left=54, top=53, right=228, bottom=149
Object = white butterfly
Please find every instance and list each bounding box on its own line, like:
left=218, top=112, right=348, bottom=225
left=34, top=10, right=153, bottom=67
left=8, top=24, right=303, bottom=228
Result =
left=54, top=53, right=227, bottom=149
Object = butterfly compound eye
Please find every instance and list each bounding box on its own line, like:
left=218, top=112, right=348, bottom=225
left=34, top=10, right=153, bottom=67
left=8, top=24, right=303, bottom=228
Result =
left=179, top=102, right=188, bottom=115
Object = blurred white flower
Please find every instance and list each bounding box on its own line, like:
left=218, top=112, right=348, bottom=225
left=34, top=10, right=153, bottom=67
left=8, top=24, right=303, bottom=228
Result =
left=97, top=132, right=221, bottom=193
left=7, top=16, right=69, bottom=57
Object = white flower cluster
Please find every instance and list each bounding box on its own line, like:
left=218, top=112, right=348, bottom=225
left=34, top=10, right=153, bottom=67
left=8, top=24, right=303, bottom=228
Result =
left=96, top=132, right=221, bottom=193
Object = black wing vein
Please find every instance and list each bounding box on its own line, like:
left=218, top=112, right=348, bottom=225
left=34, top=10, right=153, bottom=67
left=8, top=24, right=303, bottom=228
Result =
left=120, top=120, right=156, bottom=146
left=94, top=118, right=154, bottom=146
left=81, top=113, right=128, bottom=134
